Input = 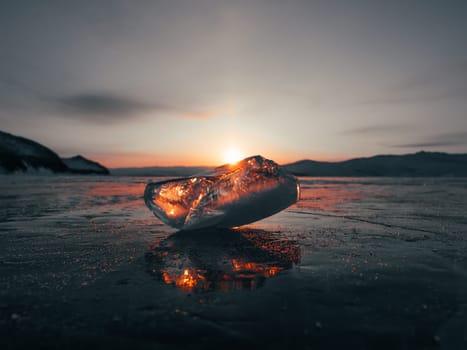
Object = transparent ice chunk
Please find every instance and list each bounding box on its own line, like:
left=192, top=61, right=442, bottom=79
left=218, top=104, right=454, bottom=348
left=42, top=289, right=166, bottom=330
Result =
left=144, top=155, right=299, bottom=230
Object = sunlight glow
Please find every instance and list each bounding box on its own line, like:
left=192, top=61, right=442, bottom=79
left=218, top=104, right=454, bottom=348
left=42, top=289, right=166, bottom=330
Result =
left=223, top=147, right=243, bottom=164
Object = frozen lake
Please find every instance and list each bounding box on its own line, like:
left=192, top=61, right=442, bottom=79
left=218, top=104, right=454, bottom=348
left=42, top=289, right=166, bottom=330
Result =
left=1, top=176, right=467, bottom=349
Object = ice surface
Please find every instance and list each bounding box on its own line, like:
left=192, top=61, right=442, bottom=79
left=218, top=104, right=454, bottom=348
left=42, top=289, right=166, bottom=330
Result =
left=144, top=155, right=299, bottom=230
left=2, top=176, right=467, bottom=347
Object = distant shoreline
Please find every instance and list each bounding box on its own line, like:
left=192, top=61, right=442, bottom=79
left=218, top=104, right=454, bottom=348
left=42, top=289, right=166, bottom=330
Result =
left=110, top=151, right=467, bottom=177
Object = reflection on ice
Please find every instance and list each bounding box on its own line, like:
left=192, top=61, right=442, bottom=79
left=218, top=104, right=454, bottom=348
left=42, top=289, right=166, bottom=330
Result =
left=295, top=178, right=370, bottom=212
left=144, top=155, right=299, bottom=230
left=146, top=228, right=301, bottom=292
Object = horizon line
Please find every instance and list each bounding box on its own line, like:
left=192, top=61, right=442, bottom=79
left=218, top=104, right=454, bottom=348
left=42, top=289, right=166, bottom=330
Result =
left=106, top=150, right=467, bottom=169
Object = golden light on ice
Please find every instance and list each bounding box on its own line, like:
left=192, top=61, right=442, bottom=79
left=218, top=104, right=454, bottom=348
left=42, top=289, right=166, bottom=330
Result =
left=223, top=147, right=242, bottom=164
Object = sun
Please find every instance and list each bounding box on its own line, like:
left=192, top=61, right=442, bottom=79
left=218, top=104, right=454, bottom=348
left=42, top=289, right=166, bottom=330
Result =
left=223, top=147, right=243, bottom=164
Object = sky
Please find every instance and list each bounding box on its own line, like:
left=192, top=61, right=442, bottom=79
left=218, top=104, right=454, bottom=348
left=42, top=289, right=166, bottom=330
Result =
left=1, top=0, right=466, bottom=167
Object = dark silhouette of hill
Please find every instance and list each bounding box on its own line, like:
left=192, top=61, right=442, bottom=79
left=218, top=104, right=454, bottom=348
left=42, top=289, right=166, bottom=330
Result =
left=0, top=130, right=68, bottom=173
left=284, top=152, right=467, bottom=177
left=0, top=130, right=108, bottom=174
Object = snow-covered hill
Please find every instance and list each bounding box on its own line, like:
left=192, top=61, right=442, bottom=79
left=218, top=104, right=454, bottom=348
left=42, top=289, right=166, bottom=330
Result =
left=0, top=130, right=109, bottom=175
left=62, top=155, right=109, bottom=175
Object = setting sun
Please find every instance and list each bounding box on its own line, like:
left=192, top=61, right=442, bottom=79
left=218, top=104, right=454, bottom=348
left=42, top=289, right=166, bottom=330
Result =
left=223, top=147, right=243, bottom=164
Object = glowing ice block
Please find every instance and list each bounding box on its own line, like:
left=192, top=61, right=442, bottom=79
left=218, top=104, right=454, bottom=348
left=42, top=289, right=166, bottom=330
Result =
left=144, top=155, right=299, bottom=230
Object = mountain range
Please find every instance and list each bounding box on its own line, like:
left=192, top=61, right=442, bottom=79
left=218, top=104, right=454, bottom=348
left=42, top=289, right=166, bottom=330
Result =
left=284, top=152, right=467, bottom=177
left=113, top=152, right=467, bottom=177
left=0, top=130, right=109, bottom=175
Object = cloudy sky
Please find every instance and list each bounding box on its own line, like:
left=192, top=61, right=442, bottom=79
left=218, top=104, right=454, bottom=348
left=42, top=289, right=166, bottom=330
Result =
left=1, top=0, right=466, bottom=167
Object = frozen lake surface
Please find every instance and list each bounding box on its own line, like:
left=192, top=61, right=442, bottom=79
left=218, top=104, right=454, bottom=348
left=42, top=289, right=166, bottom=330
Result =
left=1, top=176, right=467, bottom=349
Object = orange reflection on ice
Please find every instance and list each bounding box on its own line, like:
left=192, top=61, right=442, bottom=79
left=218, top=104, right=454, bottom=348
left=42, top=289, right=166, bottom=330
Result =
left=147, top=228, right=301, bottom=292
left=164, top=269, right=207, bottom=291
left=161, top=260, right=286, bottom=292
left=85, top=181, right=147, bottom=210
left=295, top=178, right=368, bottom=211
left=88, top=182, right=144, bottom=197
left=231, top=259, right=284, bottom=278
left=177, top=269, right=203, bottom=290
